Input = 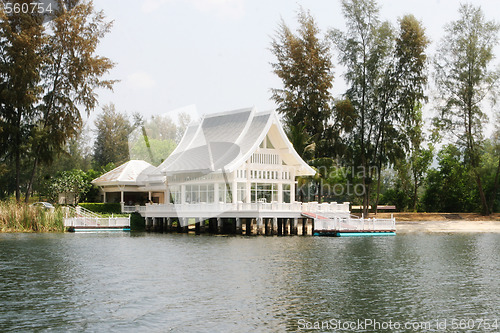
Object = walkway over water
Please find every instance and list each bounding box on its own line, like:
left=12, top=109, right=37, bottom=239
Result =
left=128, top=201, right=395, bottom=235
left=63, top=206, right=130, bottom=232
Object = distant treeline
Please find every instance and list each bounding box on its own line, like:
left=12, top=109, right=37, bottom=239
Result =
left=270, top=1, right=500, bottom=215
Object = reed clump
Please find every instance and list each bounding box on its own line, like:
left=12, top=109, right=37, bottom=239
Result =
left=0, top=201, right=65, bottom=232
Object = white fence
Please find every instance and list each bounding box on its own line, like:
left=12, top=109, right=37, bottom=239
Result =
left=122, top=204, right=146, bottom=214
left=64, top=216, right=130, bottom=228
left=133, top=201, right=350, bottom=215
left=313, top=216, right=396, bottom=232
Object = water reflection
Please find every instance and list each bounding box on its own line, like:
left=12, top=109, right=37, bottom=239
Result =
left=1, top=233, right=499, bottom=332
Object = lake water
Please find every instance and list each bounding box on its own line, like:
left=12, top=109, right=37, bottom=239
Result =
left=1, top=232, right=499, bottom=332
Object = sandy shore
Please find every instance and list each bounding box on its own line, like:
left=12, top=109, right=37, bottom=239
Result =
left=366, top=212, right=500, bottom=233
left=396, top=220, right=500, bottom=233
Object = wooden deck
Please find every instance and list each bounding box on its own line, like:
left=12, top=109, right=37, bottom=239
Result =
left=312, top=215, right=396, bottom=236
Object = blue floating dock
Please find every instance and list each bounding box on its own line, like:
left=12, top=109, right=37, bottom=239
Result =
left=314, top=231, right=396, bottom=237
left=335, top=232, right=396, bottom=237
left=67, top=227, right=131, bottom=233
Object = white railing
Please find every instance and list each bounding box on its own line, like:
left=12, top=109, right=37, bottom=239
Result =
left=122, top=204, right=146, bottom=214
left=66, top=205, right=101, bottom=219
left=142, top=201, right=350, bottom=215
left=314, top=216, right=396, bottom=232
left=64, top=216, right=130, bottom=228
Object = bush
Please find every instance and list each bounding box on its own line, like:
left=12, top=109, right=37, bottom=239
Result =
left=130, top=212, right=145, bottom=231
left=422, top=145, right=479, bottom=212
left=78, top=203, right=121, bottom=214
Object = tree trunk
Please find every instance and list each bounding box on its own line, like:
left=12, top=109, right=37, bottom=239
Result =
left=489, top=157, right=500, bottom=213
left=14, top=112, right=22, bottom=202
left=374, top=168, right=382, bottom=215
left=473, top=169, right=490, bottom=216
left=412, top=169, right=419, bottom=212
left=15, top=148, right=21, bottom=202
left=363, top=178, right=370, bottom=217
left=412, top=180, right=418, bottom=212
left=24, top=156, right=39, bottom=203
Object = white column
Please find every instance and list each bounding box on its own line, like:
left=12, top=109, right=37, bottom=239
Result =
left=103, top=191, right=107, bottom=203
left=181, top=185, right=186, bottom=204
left=214, top=183, right=220, bottom=203
left=278, top=183, right=283, bottom=203
left=291, top=181, right=296, bottom=203
left=232, top=180, right=237, bottom=204
left=246, top=180, right=251, bottom=203
left=148, top=191, right=152, bottom=202
left=120, top=190, right=124, bottom=203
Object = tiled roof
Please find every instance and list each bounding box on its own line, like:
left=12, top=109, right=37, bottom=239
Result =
left=92, top=160, right=156, bottom=186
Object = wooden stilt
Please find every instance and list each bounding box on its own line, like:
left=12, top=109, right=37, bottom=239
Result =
left=195, top=218, right=201, bottom=235
left=217, top=217, right=223, bottom=234
left=283, top=218, right=288, bottom=235
left=152, top=217, right=158, bottom=232
left=292, top=218, right=298, bottom=235
left=176, top=217, right=182, bottom=233
left=200, top=218, right=206, bottom=233
left=256, top=217, right=263, bottom=235
left=166, top=217, right=172, bottom=233
left=160, top=218, right=164, bottom=233
left=245, top=218, right=251, bottom=235
left=235, top=218, right=242, bottom=234
left=213, top=218, right=218, bottom=233
left=230, top=218, right=236, bottom=234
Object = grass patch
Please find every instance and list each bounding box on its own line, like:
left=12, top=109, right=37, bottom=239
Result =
left=0, top=201, right=64, bottom=232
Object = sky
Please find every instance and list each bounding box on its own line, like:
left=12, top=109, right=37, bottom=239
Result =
left=88, top=0, right=500, bottom=127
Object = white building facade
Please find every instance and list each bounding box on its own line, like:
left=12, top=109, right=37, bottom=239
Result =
left=93, top=107, right=370, bottom=234
left=157, top=108, right=315, bottom=207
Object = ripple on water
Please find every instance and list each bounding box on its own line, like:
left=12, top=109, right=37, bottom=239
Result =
left=1, top=232, right=499, bottom=332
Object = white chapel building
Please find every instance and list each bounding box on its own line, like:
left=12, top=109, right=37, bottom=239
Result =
left=93, top=107, right=351, bottom=223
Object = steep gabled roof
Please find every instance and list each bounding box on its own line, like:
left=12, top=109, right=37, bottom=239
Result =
left=156, top=107, right=315, bottom=176
left=92, top=160, right=156, bottom=186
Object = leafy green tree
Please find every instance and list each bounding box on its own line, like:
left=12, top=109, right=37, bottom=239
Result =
left=128, top=113, right=187, bottom=165
left=0, top=1, right=115, bottom=202
left=93, top=103, right=131, bottom=167
left=330, top=0, right=396, bottom=215
left=422, top=145, right=478, bottom=212
left=129, top=138, right=176, bottom=166
left=0, top=4, right=45, bottom=201
left=285, top=124, right=315, bottom=162
left=391, top=15, right=431, bottom=212
left=433, top=4, right=500, bottom=215
left=270, top=8, right=334, bottom=157
left=45, top=169, right=91, bottom=205
left=331, top=3, right=432, bottom=215
left=489, top=115, right=500, bottom=211
left=176, top=112, right=192, bottom=143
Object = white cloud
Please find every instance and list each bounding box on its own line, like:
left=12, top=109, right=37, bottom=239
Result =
left=127, top=71, right=156, bottom=90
